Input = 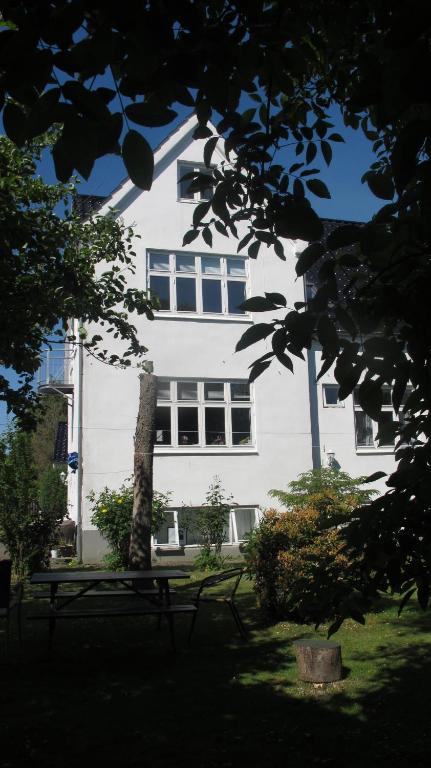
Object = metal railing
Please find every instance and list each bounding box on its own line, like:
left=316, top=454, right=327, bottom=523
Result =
left=37, top=345, right=75, bottom=393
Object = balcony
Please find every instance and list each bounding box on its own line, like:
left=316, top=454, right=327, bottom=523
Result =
left=37, top=345, right=75, bottom=395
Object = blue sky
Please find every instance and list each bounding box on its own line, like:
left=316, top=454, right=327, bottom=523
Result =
left=0, top=105, right=381, bottom=433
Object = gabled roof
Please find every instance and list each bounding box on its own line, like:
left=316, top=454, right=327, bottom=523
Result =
left=95, top=112, right=223, bottom=217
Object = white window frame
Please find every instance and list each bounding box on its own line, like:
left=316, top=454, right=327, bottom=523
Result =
left=353, top=386, right=396, bottom=451
left=152, top=507, right=260, bottom=548
left=322, top=383, right=344, bottom=407
left=148, top=250, right=249, bottom=318
left=154, top=379, right=255, bottom=452
left=177, top=161, right=214, bottom=203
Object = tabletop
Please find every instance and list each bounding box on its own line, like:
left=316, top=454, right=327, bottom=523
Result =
left=30, top=569, right=190, bottom=584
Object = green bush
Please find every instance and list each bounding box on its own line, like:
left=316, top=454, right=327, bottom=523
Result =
left=88, top=480, right=170, bottom=569
left=182, top=477, right=232, bottom=571
left=245, top=469, right=375, bottom=622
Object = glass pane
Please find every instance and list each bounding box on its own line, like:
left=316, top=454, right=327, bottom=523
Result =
left=382, top=388, right=392, bottom=406
left=354, top=411, right=374, bottom=447
left=202, top=279, right=222, bottom=313
left=150, top=275, right=170, bottom=310
left=178, top=164, right=194, bottom=199
left=149, top=253, right=169, bottom=271
left=157, top=379, right=171, bottom=400
left=377, top=412, right=395, bottom=446
left=205, top=408, right=226, bottom=445
left=178, top=407, right=199, bottom=445
left=323, top=385, right=340, bottom=405
left=234, top=509, right=255, bottom=541
left=227, top=280, right=246, bottom=314
left=200, top=173, right=214, bottom=200
left=154, top=511, right=175, bottom=545
left=231, top=382, right=250, bottom=401
left=202, top=257, right=221, bottom=275
left=155, top=407, right=171, bottom=445
left=176, top=254, right=196, bottom=273
left=232, top=408, right=251, bottom=445
left=204, top=382, right=224, bottom=401
left=177, top=381, right=197, bottom=400
left=176, top=277, right=196, bottom=311
left=227, top=258, right=246, bottom=276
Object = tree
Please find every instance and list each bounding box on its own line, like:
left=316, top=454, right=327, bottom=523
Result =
left=0, top=427, right=64, bottom=576
left=0, top=132, right=155, bottom=426
left=1, top=1, right=431, bottom=621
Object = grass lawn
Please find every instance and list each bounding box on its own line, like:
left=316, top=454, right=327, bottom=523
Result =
left=2, top=566, right=431, bottom=768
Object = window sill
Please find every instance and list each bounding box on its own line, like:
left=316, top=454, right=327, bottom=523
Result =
left=355, top=448, right=394, bottom=455
left=154, top=447, right=258, bottom=456
left=153, top=312, right=252, bottom=323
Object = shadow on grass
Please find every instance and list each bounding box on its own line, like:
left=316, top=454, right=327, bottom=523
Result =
left=1, top=586, right=431, bottom=768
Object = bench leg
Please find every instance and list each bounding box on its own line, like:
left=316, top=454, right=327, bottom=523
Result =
left=188, top=609, right=198, bottom=646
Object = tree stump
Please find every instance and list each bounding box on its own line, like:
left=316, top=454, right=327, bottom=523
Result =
left=293, top=639, right=342, bottom=682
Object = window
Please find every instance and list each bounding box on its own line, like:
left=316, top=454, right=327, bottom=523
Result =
left=322, top=384, right=344, bottom=407
left=155, top=380, right=253, bottom=449
left=148, top=251, right=248, bottom=316
left=153, top=507, right=260, bottom=547
left=178, top=162, right=214, bottom=202
left=353, top=387, right=395, bottom=449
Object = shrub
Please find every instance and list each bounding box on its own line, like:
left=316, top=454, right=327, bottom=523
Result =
left=88, top=480, right=170, bottom=568
left=182, top=477, right=232, bottom=570
left=246, top=469, right=374, bottom=622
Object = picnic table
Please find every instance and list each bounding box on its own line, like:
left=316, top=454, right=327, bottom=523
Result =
left=28, top=569, right=195, bottom=649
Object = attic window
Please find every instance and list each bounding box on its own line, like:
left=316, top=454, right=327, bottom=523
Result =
left=178, top=162, right=214, bottom=202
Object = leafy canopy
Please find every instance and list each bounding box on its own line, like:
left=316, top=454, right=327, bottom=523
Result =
left=0, top=132, right=155, bottom=425
left=2, top=1, right=431, bottom=620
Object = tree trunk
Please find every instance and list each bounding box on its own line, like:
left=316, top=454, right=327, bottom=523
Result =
left=129, top=372, right=157, bottom=570
left=293, top=639, right=342, bottom=682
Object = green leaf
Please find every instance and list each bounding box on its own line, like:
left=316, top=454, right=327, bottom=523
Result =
left=321, top=140, right=332, bottom=166
left=265, top=292, right=286, bottom=307
left=204, top=136, right=218, bottom=168
left=274, top=240, right=285, bottom=260
left=202, top=227, right=212, bottom=247
left=248, top=240, right=261, bottom=259
left=365, top=172, right=394, bottom=200
left=122, top=130, right=154, bottom=190
left=363, top=470, right=387, bottom=483
left=249, top=359, right=272, bottom=383
left=182, top=229, right=199, bottom=246
left=295, top=242, right=325, bottom=277
left=237, top=232, right=254, bottom=253
left=193, top=201, right=211, bottom=227
left=306, top=178, right=331, bottom=199
left=306, top=142, right=317, bottom=164
left=239, top=297, right=278, bottom=312
left=125, top=103, right=177, bottom=127
left=236, top=323, right=274, bottom=352
left=3, top=102, right=27, bottom=146
left=328, top=133, right=344, bottom=142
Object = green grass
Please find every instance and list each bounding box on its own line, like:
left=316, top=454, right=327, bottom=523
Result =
left=2, top=568, right=431, bottom=767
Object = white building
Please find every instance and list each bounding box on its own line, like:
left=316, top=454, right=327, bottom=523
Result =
left=50, top=115, right=398, bottom=563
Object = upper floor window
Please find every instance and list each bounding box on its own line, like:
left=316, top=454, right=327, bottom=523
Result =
left=178, top=162, right=214, bottom=202
left=322, top=384, right=344, bottom=407
left=155, top=379, right=254, bottom=449
left=354, top=387, right=395, bottom=449
left=148, top=251, right=248, bottom=316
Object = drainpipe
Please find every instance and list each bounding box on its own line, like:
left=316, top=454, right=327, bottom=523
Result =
left=76, top=340, right=84, bottom=562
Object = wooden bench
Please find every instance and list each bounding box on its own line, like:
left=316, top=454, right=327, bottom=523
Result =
left=27, top=603, right=197, bottom=650
left=32, top=589, right=166, bottom=599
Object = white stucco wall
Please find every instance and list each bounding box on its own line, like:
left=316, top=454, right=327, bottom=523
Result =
left=68, top=115, right=398, bottom=560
